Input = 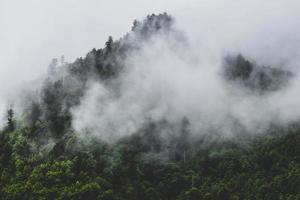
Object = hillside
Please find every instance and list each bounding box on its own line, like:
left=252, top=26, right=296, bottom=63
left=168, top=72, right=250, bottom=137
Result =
left=0, top=13, right=299, bottom=200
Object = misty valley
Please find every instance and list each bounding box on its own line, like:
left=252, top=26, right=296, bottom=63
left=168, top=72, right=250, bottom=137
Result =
left=0, top=13, right=300, bottom=200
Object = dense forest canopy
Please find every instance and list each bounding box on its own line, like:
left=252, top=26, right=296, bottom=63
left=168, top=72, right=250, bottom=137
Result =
left=0, top=13, right=299, bottom=200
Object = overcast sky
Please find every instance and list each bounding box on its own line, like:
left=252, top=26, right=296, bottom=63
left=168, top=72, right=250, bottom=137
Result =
left=1, top=0, right=300, bottom=124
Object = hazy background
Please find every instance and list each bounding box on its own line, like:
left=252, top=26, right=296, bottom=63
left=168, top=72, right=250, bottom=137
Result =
left=1, top=0, right=300, bottom=126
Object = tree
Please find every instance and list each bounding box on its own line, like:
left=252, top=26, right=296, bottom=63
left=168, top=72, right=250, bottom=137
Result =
left=174, top=117, right=191, bottom=163
left=6, top=107, right=15, bottom=132
left=42, top=79, right=71, bottom=138
left=48, top=58, right=59, bottom=75
left=105, top=36, right=113, bottom=56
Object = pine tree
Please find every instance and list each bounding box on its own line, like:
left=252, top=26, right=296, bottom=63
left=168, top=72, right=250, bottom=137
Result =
left=6, top=107, right=15, bottom=132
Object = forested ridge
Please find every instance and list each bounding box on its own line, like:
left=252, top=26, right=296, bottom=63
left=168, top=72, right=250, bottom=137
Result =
left=0, top=13, right=299, bottom=200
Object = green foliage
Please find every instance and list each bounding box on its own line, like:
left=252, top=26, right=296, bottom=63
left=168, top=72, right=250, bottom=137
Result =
left=2, top=127, right=300, bottom=200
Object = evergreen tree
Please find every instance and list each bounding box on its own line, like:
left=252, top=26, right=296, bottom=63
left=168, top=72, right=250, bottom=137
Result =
left=6, top=107, right=15, bottom=132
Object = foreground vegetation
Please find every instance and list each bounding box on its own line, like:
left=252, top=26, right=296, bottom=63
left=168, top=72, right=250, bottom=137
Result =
left=0, top=122, right=300, bottom=200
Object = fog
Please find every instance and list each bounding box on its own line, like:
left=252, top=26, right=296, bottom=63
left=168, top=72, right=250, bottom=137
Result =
left=71, top=18, right=300, bottom=141
left=1, top=0, right=300, bottom=133
left=0, top=0, right=186, bottom=123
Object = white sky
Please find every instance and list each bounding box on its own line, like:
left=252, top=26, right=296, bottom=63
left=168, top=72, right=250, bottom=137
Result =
left=0, top=0, right=300, bottom=125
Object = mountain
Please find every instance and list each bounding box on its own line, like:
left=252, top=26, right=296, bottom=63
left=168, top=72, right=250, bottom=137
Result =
left=0, top=13, right=299, bottom=200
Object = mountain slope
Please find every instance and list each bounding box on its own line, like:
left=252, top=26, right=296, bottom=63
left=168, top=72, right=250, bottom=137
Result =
left=0, top=13, right=299, bottom=200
